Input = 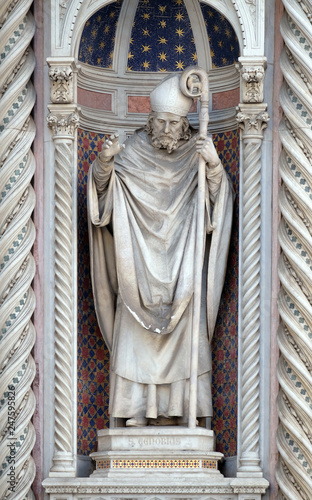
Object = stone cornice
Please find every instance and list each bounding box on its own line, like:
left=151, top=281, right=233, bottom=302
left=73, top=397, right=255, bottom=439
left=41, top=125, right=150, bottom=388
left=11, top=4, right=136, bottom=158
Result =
left=43, top=477, right=269, bottom=495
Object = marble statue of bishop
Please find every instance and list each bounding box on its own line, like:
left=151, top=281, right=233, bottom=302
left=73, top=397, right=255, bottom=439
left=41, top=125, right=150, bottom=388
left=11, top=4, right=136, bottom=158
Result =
left=87, top=72, right=234, bottom=427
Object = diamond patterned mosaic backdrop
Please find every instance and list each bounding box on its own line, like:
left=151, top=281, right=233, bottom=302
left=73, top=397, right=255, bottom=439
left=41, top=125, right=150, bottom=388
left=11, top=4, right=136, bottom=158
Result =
left=77, top=132, right=110, bottom=455
left=77, top=128, right=239, bottom=457
left=211, top=130, right=239, bottom=456
left=78, top=0, right=239, bottom=71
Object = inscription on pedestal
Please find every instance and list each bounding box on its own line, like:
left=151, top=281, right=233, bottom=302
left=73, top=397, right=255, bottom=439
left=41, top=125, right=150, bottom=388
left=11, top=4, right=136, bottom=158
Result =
left=128, top=436, right=181, bottom=448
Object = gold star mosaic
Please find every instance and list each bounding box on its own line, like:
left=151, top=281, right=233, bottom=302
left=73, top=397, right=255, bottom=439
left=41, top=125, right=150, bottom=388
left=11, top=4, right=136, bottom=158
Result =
left=78, top=1, right=123, bottom=68
left=78, top=0, right=239, bottom=71
left=127, top=0, right=196, bottom=72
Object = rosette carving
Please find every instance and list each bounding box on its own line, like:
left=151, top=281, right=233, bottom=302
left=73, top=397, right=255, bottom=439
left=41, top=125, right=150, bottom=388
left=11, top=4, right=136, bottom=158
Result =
left=0, top=0, right=36, bottom=498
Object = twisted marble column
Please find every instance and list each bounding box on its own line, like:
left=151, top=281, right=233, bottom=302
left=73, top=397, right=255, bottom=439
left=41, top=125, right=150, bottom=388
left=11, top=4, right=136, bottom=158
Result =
left=276, top=1, right=312, bottom=498
left=47, top=110, right=79, bottom=476
left=0, top=0, right=36, bottom=498
left=236, top=104, right=269, bottom=475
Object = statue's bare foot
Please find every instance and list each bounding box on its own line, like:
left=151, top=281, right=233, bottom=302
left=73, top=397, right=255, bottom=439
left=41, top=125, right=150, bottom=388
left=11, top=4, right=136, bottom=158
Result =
left=126, top=417, right=148, bottom=427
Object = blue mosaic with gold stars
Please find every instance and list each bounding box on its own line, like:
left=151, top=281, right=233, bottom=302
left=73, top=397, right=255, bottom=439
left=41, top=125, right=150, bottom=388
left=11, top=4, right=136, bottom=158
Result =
left=78, top=0, right=123, bottom=68
left=127, top=0, right=197, bottom=72
left=78, top=0, right=239, bottom=71
left=200, top=3, right=239, bottom=68
left=77, top=127, right=239, bottom=457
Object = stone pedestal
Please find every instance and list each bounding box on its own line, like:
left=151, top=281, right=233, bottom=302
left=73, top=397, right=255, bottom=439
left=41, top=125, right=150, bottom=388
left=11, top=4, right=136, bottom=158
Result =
left=43, top=428, right=269, bottom=499
left=43, top=476, right=269, bottom=499
left=91, top=427, right=222, bottom=478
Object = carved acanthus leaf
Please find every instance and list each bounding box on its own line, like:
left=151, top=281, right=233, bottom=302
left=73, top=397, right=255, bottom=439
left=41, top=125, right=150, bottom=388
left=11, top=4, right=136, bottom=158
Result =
left=47, top=112, right=79, bottom=136
left=236, top=110, right=269, bottom=133
left=241, top=66, right=264, bottom=83
left=49, top=66, right=73, bottom=82
left=49, top=66, right=74, bottom=103
left=239, top=64, right=265, bottom=103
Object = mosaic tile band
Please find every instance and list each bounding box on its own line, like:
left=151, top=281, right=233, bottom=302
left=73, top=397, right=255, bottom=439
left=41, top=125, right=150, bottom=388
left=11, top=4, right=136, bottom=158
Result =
left=97, top=460, right=110, bottom=469
left=96, top=459, right=218, bottom=469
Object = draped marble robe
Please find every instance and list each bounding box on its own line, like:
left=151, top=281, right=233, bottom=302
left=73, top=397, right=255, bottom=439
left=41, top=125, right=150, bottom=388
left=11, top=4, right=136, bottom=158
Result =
left=87, top=129, right=233, bottom=420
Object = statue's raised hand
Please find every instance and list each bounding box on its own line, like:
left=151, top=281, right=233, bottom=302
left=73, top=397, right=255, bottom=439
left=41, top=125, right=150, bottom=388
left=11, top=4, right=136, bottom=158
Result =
left=99, top=133, right=125, bottom=162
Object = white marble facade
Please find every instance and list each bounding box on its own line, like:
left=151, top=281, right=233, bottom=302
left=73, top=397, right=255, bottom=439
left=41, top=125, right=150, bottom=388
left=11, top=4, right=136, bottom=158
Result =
left=0, top=0, right=312, bottom=499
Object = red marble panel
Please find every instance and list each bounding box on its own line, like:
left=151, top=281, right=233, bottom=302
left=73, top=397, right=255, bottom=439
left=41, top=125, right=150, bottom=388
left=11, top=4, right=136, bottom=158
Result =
left=78, top=87, right=112, bottom=110
left=212, top=88, right=239, bottom=110
left=128, top=95, right=151, bottom=113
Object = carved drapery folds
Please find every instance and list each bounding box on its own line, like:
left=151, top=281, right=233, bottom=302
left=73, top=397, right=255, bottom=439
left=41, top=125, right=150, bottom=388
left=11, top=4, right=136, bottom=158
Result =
left=47, top=59, right=79, bottom=477
left=0, top=0, right=36, bottom=498
left=276, top=1, right=312, bottom=499
left=236, top=58, right=269, bottom=477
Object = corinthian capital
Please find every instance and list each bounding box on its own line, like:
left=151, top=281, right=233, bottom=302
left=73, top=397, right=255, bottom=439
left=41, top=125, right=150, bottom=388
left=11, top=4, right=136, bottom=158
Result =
left=47, top=112, right=79, bottom=138
left=236, top=104, right=270, bottom=135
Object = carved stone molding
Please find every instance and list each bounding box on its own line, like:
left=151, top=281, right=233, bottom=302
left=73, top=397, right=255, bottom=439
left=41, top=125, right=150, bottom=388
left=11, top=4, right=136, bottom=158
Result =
left=236, top=103, right=269, bottom=477
left=60, top=0, right=71, bottom=21
left=276, top=1, right=312, bottom=499
left=43, top=476, right=269, bottom=499
left=47, top=58, right=77, bottom=104
left=245, top=0, right=256, bottom=26
left=241, top=66, right=264, bottom=103
left=47, top=105, right=79, bottom=477
left=0, top=0, right=36, bottom=498
left=237, top=59, right=267, bottom=103
left=49, top=66, right=74, bottom=103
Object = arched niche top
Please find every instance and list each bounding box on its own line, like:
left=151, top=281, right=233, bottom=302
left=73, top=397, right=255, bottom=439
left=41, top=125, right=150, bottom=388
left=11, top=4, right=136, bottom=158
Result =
left=77, top=0, right=240, bottom=72
left=51, top=0, right=265, bottom=59
left=74, top=0, right=239, bottom=139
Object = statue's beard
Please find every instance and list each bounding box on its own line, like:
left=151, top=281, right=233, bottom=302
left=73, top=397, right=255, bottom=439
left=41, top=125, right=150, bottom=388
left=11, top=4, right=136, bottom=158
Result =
left=151, top=133, right=179, bottom=154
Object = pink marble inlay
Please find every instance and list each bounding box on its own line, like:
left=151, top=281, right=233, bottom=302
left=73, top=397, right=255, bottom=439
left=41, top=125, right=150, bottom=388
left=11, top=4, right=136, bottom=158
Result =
left=78, top=87, right=112, bottom=110
left=128, top=96, right=197, bottom=114
left=212, top=89, right=239, bottom=110
left=128, top=95, right=151, bottom=113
